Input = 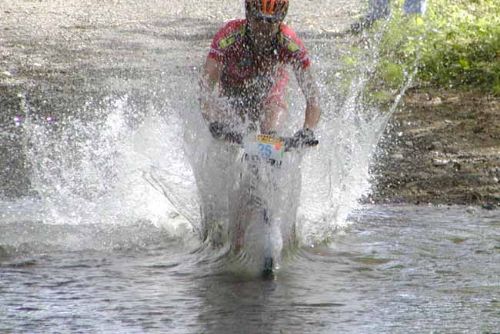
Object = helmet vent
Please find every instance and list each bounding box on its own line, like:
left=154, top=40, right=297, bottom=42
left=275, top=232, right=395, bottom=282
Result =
left=262, top=0, right=277, bottom=14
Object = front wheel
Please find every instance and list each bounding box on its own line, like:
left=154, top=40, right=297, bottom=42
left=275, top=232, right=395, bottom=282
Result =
left=262, top=256, right=274, bottom=277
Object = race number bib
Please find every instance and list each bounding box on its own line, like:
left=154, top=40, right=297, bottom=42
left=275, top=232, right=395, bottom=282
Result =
left=243, top=134, right=285, bottom=165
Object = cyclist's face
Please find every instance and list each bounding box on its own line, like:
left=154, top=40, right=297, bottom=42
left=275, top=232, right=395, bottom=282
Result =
left=248, top=16, right=281, bottom=38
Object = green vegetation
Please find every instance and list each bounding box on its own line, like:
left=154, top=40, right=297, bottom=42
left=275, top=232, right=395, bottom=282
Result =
left=380, top=0, right=500, bottom=95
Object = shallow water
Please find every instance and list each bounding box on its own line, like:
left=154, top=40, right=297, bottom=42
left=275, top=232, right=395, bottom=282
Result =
left=1, top=203, right=498, bottom=333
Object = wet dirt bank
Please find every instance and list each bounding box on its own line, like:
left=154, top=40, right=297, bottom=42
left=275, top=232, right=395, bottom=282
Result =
left=370, top=90, right=500, bottom=208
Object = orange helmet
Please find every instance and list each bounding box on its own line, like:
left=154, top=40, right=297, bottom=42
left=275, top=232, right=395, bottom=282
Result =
left=245, top=0, right=289, bottom=23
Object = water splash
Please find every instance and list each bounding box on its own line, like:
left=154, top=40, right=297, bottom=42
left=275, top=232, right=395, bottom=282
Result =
left=20, top=21, right=417, bottom=252
left=25, top=96, right=192, bottom=238
left=297, top=20, right=418, bottom=244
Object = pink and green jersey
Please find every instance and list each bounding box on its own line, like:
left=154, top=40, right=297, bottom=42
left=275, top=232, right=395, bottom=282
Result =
left=207, top=19, right=311, bottom=111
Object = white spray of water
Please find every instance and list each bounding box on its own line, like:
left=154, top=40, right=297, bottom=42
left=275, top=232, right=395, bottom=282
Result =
left=24, top=32, right=415, bottom=248
left=26, top=96, right=192, bottom=237
left=24, top=84, right=392, bottom=246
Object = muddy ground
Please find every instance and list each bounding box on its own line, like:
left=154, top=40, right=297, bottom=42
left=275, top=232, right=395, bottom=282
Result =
left=370, top=90, right=499, bottom=208
left=0, top=0, right=498, bottom=206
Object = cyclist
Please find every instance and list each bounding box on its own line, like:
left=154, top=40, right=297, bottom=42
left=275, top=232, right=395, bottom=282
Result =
left=200, top=0, right=321, bottom=142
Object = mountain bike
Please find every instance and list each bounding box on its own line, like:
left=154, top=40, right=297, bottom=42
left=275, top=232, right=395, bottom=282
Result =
left=208, top=123, right=318, bottom=276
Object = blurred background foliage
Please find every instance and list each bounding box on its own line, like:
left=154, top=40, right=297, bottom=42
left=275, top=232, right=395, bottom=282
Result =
left=380, top=0, right=500, bottom=96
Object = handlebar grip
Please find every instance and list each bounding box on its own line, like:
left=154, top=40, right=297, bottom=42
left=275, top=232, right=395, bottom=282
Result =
left=208, top=122, right=318, bottom=149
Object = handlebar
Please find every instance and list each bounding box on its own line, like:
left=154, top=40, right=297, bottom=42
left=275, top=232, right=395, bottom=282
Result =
left=208, top=122, right=319, bottom=151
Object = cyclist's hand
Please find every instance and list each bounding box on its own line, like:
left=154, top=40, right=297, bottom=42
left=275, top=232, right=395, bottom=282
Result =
left=209, top=121, right=226, bottom=139
left=208, top=121, right=242, bottom=144
left=293, top=128, right=319, bottom=147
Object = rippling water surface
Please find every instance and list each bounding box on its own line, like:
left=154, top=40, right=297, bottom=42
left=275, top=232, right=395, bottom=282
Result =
left=1, top=203, right=498, bottom=333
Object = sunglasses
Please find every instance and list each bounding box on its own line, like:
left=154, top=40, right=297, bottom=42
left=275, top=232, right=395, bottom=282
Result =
left=252, top=14, right=282, bottom=24
left=248, top=7, right=284, bottom=24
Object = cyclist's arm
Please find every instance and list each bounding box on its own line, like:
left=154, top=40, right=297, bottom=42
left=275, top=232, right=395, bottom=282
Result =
left=262, top=103, right=287, bottom=135
left=295, top=66, right=321, bottom=129
left=200, top=57, right=223, bottom=122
